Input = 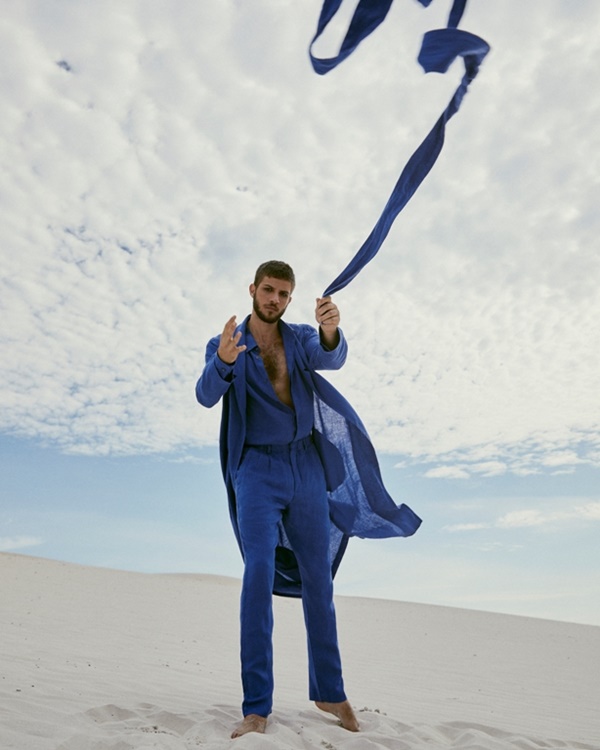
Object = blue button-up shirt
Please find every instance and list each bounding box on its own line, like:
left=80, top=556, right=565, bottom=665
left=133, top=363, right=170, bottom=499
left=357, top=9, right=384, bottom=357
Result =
left=205, top=322, right=347, bottom=447
left=243, top=330, right=314, bottom=445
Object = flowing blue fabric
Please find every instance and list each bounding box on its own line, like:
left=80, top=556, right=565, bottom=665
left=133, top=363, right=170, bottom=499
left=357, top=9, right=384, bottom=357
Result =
left=196, top=319, right=422, bottom=598
left=309, top=0, right=490, bottom=297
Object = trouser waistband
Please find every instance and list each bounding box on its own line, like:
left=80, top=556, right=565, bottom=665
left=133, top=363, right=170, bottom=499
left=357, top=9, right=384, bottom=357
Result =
left=244, top=434, right=313, bottom=455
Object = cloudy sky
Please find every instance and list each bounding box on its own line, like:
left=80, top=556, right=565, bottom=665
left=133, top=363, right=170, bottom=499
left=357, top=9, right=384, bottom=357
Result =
left=1, top=0, right=599, bottom=626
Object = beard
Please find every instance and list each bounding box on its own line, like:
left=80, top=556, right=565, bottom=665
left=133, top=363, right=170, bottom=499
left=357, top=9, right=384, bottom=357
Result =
left=252, top=295, right=286, bottom=324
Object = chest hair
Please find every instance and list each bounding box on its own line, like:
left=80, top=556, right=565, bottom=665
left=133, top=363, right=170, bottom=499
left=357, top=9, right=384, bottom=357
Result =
left=260, top=341, right=286, bottom=382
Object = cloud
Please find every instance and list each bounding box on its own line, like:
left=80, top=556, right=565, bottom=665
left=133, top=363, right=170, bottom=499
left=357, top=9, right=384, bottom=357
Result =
left=425, top=460, right=508, bottom=479
left=424, top=466, right=470, bottom=480
left=540, top=451, right=583, bottom=468
left=577, top=502, right=600, bottom=521
left=1, top=0, right=599, bottom=476
left=497, top=502, right=600, bottom=529
left=444, top=523, right=491, bottom=533
left=496, top=510, right=558, bottom=529
left=412, top=439, right=599, bottom=480
left=0, top=536, right=43, bottom=552
left=444, top=501, right=600, bottom=533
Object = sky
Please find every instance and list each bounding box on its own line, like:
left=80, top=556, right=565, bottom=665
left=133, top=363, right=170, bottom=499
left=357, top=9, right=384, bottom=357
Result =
left=1, top=0, right=599, bottom=627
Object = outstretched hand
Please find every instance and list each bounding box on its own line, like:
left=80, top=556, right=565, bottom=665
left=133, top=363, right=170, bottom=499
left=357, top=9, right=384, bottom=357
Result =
left=217, top=316, right=246, bottom=365
left=315, top=296, right=340, bottom=348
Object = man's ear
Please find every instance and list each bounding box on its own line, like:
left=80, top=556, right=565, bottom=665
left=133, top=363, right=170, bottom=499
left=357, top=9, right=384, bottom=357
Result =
left=249, top=283, right=256, bottom=297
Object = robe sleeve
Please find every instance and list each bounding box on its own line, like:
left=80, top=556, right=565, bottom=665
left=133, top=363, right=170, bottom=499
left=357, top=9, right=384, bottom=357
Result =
left=295, top=324, right=348, bottom=371
left=195, top=335, right=235, bottom=408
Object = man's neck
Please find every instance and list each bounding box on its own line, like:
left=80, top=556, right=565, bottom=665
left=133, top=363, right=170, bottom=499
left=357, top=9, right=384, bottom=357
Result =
left=248, top=314, right=282, bottom=347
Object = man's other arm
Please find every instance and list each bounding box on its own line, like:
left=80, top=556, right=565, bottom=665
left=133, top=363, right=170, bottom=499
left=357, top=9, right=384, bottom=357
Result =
left=196, top=316, right=246, bottom=407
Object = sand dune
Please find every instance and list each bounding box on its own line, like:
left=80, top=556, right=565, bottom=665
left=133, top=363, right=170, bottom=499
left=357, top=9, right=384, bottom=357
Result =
left=2, top=552, right=598, bottom=749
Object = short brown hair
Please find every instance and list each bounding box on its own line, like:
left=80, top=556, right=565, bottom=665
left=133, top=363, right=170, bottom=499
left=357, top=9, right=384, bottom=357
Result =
left=254, top=260, right=295, bottom=290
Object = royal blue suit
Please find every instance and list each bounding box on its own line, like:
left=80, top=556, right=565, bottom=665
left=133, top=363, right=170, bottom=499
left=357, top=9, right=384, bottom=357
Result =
left=196, top=316, right=421, bottom=716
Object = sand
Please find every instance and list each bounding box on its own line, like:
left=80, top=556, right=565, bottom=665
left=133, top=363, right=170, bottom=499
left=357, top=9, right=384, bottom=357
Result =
left=1, top=552, right=598, bottom=749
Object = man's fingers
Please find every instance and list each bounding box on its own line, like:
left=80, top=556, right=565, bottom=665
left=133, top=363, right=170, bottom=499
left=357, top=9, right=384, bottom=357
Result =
left=231, top=333, right=247, bottom=358
left=217, top=317, right=246, bottom=364
left=223, top=315, right=237, bottom=333
left=316, top=302, right=339, bottom=326
left=222, top=316, right=240, bottom=341
left=315, top=296, right=341, bottom=329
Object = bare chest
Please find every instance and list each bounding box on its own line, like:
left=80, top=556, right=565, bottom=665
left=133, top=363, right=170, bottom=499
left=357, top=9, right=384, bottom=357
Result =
left=259, top=342, right=293, bottom=408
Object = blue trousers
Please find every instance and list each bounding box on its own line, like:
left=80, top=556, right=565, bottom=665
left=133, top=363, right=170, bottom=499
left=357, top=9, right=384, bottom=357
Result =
left=235, top=436, right=347, bottom=717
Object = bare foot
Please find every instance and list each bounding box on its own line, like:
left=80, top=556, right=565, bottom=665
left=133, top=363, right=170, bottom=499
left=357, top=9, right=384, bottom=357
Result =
left=315, top=700, right=360, bottom=732
left=231, top=714, right=268, bottom=739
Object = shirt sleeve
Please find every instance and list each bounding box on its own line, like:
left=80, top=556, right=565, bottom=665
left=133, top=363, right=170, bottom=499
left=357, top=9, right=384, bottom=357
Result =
left=195, top=335, right=235, bottom=407
left=299, top=324, right=348, bottom=371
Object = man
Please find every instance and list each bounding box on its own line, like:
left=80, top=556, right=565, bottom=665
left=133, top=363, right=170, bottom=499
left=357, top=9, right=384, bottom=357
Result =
left=196, top=260, right=421, bottom=738
left=196, top=260, right=357, bottom=737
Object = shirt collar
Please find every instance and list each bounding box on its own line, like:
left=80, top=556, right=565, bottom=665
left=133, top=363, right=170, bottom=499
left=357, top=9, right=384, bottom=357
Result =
left=243, top=318, right=287, bottom=353
left=244, top=329, right=259, bottom=353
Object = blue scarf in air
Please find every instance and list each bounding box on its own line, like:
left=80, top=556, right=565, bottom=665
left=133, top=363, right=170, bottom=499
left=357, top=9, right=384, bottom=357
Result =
left=309, top=0, right=490, bottom=296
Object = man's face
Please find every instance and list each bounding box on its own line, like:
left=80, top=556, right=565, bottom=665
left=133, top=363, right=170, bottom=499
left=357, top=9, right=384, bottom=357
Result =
left=250, top=276, right=293, bottom=324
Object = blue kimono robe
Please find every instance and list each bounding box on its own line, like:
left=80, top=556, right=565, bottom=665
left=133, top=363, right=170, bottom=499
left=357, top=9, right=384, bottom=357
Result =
left=196, top=316, right=421, bottom=597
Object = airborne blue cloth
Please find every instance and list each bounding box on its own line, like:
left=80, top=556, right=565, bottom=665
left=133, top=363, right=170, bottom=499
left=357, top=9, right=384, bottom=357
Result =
left=309, top=0, right=490, bottom=296
left=195, top=317, right=421, bottom=598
